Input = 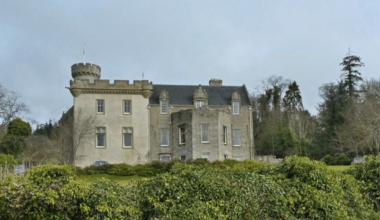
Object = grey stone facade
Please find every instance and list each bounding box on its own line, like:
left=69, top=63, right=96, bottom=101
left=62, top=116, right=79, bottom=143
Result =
left=69, top=63, right=254, bottom=166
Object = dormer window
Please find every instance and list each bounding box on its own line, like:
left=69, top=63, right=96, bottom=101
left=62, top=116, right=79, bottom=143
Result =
left=159, top=89, right=169, bottom=114
left=233, top=101, right=239, bottom=114
left=161, top=100, right=168, bottom=114
left=231, top=91, right=241, bottom=115
left=193, top=85, right=208, bottom=109
left=196, top=101, right=205, bottom=109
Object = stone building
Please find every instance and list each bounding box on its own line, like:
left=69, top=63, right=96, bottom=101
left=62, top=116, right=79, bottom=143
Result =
left=68, top=63, right=253, bottom=167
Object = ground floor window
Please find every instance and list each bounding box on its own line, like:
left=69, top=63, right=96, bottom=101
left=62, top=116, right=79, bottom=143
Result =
left=180, top=155, right=186, bottom=161
left=96, top=127, right=106, bottom=148
left=201, top=152, right=210, bottom=161
left=160, top=155, right=171, bottom=162
left=123, top=127, right=133, bottom=148
left=233, top=129, right=241, bottom=146
left=201, top=124, right=209, bottom=143
left=161, top=128, right=169, bottom=146
left=179, top=127, right=186, bottom=145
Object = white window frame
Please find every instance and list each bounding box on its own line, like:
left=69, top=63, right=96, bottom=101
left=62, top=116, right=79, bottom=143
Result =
left=223, top=125, right=227, bottom=145
left=179, top=127, right=186, bottom=145
left=201, top=124, right=209, bottom=143
left=233, top=129, right=242, bottom=147
left=161, top=100, right=168, bottom=114
left=123, top=100, right=131, bottom=114
left=233, top=101, right=239, bottom=115
left=196, top=100, right=205, bottom=109
left=96, top=127, right=106, bottom=148
left=97, top=100, right=104, bottom=114
left=161, top=128, right=169, bottom=147
left=201, top=152, right=210, bottom=161
left=123, top=127, right=133, bottom=148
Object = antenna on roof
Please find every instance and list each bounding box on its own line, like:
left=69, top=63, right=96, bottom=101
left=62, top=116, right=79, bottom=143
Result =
left=83, top=43, right=86, bottom=64
left=142, top=72, right=144, bottom=80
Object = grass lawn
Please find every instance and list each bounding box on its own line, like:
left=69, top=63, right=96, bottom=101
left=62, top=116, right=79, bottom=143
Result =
left=327, top=165, right=351, bottom=171
left=77, top=174, right=149, bottom=186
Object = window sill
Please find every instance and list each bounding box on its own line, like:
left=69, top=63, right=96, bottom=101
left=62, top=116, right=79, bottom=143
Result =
left=96, top=146, right=106, bottom=149
left=122, top=146, right=133, bottom=149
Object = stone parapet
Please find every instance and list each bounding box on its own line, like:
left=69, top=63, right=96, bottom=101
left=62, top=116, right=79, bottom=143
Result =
left=69, top=79, right=153, bottom=98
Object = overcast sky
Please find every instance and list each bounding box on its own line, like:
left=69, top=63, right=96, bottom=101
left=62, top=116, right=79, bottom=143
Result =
left=1, top=0, right=379, bottom=127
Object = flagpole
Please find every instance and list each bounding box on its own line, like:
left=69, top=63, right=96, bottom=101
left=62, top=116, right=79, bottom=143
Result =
left=83, top=43, right=86, bottom=65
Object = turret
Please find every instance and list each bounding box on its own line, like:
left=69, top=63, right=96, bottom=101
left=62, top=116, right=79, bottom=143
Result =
left=71, top=63, right=101, bottom=83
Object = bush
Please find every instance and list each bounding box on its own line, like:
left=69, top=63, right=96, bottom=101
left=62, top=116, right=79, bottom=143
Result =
left=82, top=163, right=113, bottom=175
left=0, top=166, right=132, bottom=219
left=345, top=156, right=380, bottom=211
left=0, top=154, right=18, bottom=169
left=26, top=164, right=75, bottom=185
left=108, top=163, right=134, bottom=176
left=260, top=156, right=378, bottom=219
left=336, top=153, right=350, bottom=165
left=131, top=163, right=291, bottom=219
left=321, top=154, right=334, bottom=165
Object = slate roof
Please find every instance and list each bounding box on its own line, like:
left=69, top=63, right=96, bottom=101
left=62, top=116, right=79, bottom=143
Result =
left=149, top=84, right=251, bottom=106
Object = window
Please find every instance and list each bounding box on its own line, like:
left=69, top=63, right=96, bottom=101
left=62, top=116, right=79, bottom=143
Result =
left=202, top=152, right=210, bottom=161
left=234, top=156, right=242, bottom=161
left=179, top=127, right=186, bottom=145
left=180, top=155, right=186, bottom=161
left=233, top=101, right=239, bottom=115
left=97, top=100, right=104, bottom=114
left=201, top=124, right=209, bottom=143
left=233, top=129, right=241, bottom=146
left=223, top=126, right=227, bottom=144
left=123, top=100, right=131, bottom=114
left=161, top=100, right=168, bottom=114
left=160, top=155, right=170, bottom=162
left=96, top=127, right=106, bottom=148
left=161, top=128, right=169, bottom=146
left=196, top=100, right=205, bottom=109
left=123, top=127, right=133, bottom=148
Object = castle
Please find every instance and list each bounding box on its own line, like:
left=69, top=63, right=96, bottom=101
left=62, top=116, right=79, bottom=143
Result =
left=68, top=63, right=254, bottom=167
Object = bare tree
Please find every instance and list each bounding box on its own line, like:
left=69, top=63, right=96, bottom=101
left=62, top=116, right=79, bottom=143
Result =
left=334, top=79, right=380, bottom=156
left=58, top=107, right=99, bottom=165
left=0, top=84, right=29, bottom=134
left=20, top=135, right=60, bottom=167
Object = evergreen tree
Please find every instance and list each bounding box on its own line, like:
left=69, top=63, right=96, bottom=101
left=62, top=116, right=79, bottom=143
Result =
left=340, top=51, right=364, bottom=97
left=283, top=81, right=303, bottom=112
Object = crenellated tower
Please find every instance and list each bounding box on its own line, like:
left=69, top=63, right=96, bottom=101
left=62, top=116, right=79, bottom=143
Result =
left=71, top=63, right=101, bottom=83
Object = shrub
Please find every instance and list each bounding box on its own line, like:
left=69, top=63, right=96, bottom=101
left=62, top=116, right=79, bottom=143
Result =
left=336, top=153, right=350, bottom=165
left=108, top=163, right=134, bottom=176
left=345, top=156, right=380, bottom=211
left=26, top=164, right=75, bottom=185
left=260, top=156, right=378, bottom=219
left=321, top=154, right=334, bottom=165
left=131, top=163, right=291, bottom=219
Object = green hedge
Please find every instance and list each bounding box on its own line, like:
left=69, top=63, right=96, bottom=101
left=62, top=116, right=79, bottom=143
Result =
left=1, top=157, right=379, bottom=219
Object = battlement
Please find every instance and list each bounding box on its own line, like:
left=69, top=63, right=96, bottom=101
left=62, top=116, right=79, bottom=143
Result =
left=71, top=63, right=101, bottom=82
left=69, top=79, right=153, bottom=98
